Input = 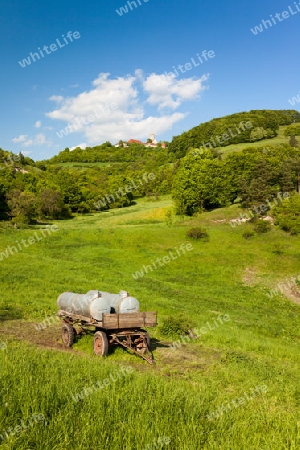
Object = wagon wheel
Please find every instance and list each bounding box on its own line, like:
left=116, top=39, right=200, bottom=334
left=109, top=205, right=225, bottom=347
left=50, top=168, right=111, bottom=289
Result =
left=93, top=331, right=109, bottom=356
left=62, top=322, right=75, bottom=347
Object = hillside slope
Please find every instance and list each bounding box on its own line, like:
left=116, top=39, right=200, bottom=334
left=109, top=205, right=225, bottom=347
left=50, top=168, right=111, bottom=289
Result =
left=168, top=109, right=300, bottom=159
left=0, top=196, right=300, bottom=449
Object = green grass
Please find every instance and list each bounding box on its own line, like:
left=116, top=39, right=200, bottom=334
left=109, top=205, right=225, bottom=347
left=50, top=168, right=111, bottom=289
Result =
left=217, top=125, right=290, bottom=155
left=53, top=162, right=112, bottom=168
left=0, top=196, right=300, bottom=449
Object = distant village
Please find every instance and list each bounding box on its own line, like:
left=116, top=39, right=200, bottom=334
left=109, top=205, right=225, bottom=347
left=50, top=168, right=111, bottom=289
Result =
left=114, top=133, right=166, bottom=148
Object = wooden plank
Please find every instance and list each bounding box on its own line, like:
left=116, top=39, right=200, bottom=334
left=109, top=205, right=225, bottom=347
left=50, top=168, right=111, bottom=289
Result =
left=58, top=310, right=157, bottom=329
left=57, top=310, right=98, bottom=325
left=101, top=315, right=118, bottom=328
left=102, top=312, right=157, bottom=329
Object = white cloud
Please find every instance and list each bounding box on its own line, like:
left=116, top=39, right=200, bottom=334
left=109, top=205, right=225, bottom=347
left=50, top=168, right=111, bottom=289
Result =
left=21, top=150, right=33, bottom=156
left=84, top=112, right=186, bottom=144
left=23, top=139, right=34, bottom=147
left=70, top=84, right=79, bottom=88
left=12, top=135, right=28, bottom=143
left=35, top=121, right=42, bottom=128
left=143, top=73, right=209, bottom=110
left=22, top=133, right=52, bottom=148
left=70, top=143, right=87, bottom=151
left=35, top=133, right=49, bottom=144
left=49, top=95, right=64, bottom=103
left=46, top=71, right=209, bottom=143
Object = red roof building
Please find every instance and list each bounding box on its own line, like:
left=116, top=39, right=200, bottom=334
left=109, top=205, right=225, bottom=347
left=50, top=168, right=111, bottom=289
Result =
left=114, top=133, right=166, bottom=148
left=127, top=139, right=143, bottom=144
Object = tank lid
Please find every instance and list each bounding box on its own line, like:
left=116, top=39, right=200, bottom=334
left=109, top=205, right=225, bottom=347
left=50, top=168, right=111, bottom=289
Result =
left=86, top=290, right=101, bottom=299
left=119, top=290, right=129, bottom=298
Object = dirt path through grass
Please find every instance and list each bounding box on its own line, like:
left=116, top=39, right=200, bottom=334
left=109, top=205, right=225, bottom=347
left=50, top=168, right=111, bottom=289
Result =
left=0, top=319, right=221, bottom=376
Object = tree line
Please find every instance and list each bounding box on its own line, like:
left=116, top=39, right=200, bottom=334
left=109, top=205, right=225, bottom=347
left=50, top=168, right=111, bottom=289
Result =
left=172, top=144, right=300, bottom=217
left=0, top=146, right=174, bottom=225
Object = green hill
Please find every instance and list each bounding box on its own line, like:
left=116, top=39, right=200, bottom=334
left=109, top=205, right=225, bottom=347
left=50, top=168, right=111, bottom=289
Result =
left=168, top=109, right=300, bottom=159
left=212, top=124, right=291, bottom=156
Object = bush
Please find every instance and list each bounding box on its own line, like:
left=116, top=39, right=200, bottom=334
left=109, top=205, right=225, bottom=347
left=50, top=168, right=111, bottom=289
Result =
left=0, top=304, right=22, bottom=321
left=273, top=193, right=300, bottom=235
left=11, top=213, right=33, bottom=227
left=165, top=209, right=174, bottom=226
left=242, top=230, right=255, bottom=239
left=159, top=315, right=196, bottom=337
left=289, top=135, right=299, bottom=148
left=271, top=243, right=285, bottom=255
left=284, top=124, right=300, bottom=136
left=186, top=227, right=209, bottom=241
left=7, top=190, right=37, bottom=225
left=253, top=220, right=271, bottom=234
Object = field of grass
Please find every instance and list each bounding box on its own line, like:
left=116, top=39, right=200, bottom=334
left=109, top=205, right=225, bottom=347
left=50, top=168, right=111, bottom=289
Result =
left=0, top=195, right=300, bottom=449
left=53, top=162, right=112, bottom=168
left=217, top=125, right=290, bottom=155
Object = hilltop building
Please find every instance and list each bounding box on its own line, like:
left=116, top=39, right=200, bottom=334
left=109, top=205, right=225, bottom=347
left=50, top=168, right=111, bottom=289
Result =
left=114, top=133, right=166, bottom=148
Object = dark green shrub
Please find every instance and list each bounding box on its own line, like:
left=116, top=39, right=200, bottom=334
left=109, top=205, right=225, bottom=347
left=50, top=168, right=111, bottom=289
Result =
left=273, top=194, right=300, bottom=235
left=242, top=230, right=255, bottom=239
left=271, top=243, right=285, bottom=255
left=159, top=315, right=196, bottom=337
left=253, top=220, right=271, bottom=234
left=186, top=227, right=209, bottom=241
left=0, top=304, right=23, bottom=321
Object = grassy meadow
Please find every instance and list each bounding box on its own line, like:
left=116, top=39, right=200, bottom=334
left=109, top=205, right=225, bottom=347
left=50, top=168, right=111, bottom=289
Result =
left=53, top=162, right=112, bottom=168
left=217, top=125, right=290, bottom=155
left=0, top=195, right=300, bottom=449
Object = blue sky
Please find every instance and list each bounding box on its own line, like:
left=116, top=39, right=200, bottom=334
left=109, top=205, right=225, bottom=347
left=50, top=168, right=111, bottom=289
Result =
left=0, top=0, right=299, bottom=160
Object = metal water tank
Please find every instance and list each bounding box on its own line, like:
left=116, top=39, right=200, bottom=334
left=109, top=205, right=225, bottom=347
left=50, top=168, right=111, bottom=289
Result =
left=99, top=290, right=140, bottom=313
left=57, top=290, right=110, bottom=321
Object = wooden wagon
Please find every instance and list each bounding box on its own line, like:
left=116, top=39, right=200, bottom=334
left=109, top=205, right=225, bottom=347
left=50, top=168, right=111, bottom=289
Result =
left=57, top=310, right=157, bottom=364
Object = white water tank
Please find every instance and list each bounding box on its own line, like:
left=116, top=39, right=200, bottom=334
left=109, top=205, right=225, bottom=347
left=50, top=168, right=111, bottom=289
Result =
left=57, top=290, right=110, bottom=321
left=99, top=290, right=140, bottom=313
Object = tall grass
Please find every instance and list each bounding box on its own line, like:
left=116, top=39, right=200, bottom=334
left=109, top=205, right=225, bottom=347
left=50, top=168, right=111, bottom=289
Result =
left=0, top=196, right=300, bottom=448
left=0, top=342, right=299, bottom=449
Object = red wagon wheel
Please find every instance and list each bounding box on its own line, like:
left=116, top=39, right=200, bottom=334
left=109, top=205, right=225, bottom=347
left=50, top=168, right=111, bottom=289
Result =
left=62, top=322, right=75, bottom=347
left=93, top=331, right=109, bottom=356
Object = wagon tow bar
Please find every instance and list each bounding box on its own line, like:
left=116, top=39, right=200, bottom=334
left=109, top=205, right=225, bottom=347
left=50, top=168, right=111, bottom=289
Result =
left=111, top=334, right=156, bottom=365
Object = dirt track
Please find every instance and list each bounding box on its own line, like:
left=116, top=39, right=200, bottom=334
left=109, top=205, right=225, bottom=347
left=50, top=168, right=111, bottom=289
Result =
left=0, top=320, right=70, bottom=352
left=0, top=319, right=221, bottom=374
